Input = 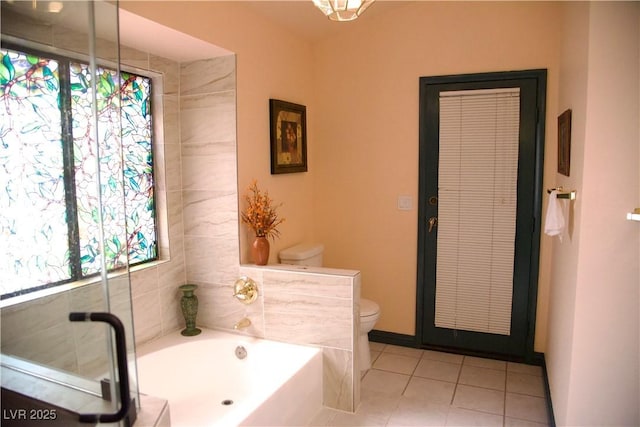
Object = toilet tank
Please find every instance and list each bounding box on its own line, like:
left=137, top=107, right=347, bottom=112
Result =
left=279, top=243, right=324, bottom=267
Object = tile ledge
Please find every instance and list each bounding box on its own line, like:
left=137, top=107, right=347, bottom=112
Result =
left=1, top=259, right=171, bottom=308
left=240, top=263, right=360, bottom=277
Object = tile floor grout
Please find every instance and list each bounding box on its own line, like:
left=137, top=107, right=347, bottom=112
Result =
left=310, top=343, right=551, bottom=427
left=448, top=357, right=462, bottom=407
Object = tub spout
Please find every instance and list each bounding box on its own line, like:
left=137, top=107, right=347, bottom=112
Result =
left=234, top=317, right=251, bottom=330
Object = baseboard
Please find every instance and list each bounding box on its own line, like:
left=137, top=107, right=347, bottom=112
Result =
left=538, top=353, right=556, bottom=427
left=368, top=330, right=418, bottom=348
left=370, top=331, right=544, bottom=362
left=532, top=351, right=545, bottom=366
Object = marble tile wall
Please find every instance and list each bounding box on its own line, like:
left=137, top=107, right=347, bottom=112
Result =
left=129, top=52, right=187, bottom=345
left=235, top=265, right=361, bottom=412
left=1, top=273, right=137, bottom=378
left=178, top=55, right=241, bottom=331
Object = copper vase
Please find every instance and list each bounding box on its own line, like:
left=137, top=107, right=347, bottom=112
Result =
left=251, top=236, right=270, bottom=265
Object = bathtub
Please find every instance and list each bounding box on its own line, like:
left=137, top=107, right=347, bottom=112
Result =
left=136, top=328, right=323, bottom=426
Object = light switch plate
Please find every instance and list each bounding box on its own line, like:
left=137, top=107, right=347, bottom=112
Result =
left=397, top=195, right=413, bottom=211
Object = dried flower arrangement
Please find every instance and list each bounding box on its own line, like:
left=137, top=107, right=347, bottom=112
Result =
left=240, top=180, right=285, bottom=239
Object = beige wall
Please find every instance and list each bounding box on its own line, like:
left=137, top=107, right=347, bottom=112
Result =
left=544, top=2, right=589, bottom=421
left=547, top=2, right=640, bottom=425
left=4, top=0, right=639, bottom=420
left=121, top=1, right=319, bottom=265
left=121, top=9, right=640, bottom=403
left=120, top=1, right=563, bottom=347
left=312, top=2, right=562, bottom=340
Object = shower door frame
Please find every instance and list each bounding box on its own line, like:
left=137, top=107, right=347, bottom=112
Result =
left=0, top=0, right=140, bottom=421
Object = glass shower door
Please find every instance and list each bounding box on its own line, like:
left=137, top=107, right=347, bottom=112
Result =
left=0, top=1, right=140, bottom=424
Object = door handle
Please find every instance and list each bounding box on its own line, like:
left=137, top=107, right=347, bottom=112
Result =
left=69, top=312, right=131, bottom=424
left=428, top=217, right=438, bottom=233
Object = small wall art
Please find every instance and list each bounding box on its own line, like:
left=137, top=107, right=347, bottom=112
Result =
left=557, top=109, right=572, bottom=176
left=269, top=99, right=307, bottom=174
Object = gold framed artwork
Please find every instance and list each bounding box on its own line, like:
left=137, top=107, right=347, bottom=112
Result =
left=269, top=99, right=307, bottom=174
left=557, top=109, right=572, bottom=177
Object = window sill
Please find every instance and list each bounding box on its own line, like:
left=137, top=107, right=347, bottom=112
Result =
left=0, top=258, right=170, bottom=309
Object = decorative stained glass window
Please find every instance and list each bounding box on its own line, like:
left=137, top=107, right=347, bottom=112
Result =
left=0, top=45, right=157, bottom=299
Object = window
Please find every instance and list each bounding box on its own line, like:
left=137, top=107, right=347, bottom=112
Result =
left=0, top=45, right=157, bottom=299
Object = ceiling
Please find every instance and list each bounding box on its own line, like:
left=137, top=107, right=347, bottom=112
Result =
left=2, top=0, right=411, bottom=61
left=242, top=1, right=411, bottom=43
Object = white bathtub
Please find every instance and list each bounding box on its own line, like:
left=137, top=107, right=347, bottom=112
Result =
left=136, top=328, right=323, bottom=426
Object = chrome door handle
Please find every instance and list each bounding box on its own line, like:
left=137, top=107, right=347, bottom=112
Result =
left=428, top=217, right=438, bottom=233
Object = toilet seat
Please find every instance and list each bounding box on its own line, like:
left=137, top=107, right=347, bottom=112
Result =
left=360, top=298, right=380, bottom=318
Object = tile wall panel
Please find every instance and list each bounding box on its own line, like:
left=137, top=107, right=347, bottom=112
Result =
left=180, top=93, right=237, bottom=145
left=180, top=55, right=236, bottom=95
left=180, top=55, right=241, bottom=338
left=263, top=269, right=354, bottom=299
left=239, top=265, right=361, bottom=412
left=322, top=347, right=355, bottom=411
left=264, top=293, right=352, bottom=349
left=1, top=8, right=53, bottom=45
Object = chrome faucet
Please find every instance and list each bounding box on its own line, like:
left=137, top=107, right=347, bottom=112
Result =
left=233, top=317, right=251, bottom=330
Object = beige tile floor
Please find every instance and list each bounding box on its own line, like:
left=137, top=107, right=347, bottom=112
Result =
left=310, top=342, right=551, bottom=427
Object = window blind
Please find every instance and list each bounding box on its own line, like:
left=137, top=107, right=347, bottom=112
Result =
left=434, top=88, right=520, bottom=336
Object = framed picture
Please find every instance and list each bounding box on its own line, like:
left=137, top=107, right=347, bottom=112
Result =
left=557, top=109, right=572, bottom=177
left=269, top=99, right=307, bottom=174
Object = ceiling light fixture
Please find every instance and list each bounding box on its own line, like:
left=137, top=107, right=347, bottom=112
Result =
left=312, top=0, right=375, bottom=22
left=48, top=2, right=63, bottom=13
left=29, top=0, right=64, bottom=13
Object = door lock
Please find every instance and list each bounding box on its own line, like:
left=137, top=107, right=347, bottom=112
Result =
left=428, top=217, right=438, bottom=233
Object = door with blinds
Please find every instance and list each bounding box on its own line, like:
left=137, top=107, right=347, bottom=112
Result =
left=417, top=71, right=545, bottom=358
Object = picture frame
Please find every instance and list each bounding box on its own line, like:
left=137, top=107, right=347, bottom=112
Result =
left=269, top=99, right=307, bottom=174
left=557, top=109, right=572, bottom=177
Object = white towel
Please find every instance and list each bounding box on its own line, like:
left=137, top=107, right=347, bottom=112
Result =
left=544, top=190, right=568, bottom=242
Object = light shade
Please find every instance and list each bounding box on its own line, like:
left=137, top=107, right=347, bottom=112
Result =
left=312, top=0, right=375, bottom=22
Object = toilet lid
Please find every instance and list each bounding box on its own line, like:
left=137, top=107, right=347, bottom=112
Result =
left=360, top=298, right=380, bottom=317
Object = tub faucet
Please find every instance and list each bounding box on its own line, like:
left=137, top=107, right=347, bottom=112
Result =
left=234, top=317, right=251, bottom=330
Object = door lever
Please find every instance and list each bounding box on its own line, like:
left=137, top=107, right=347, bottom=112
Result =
left=428, top=217, right=438, bottom=233
left=69, top=312, right=130, bottom=424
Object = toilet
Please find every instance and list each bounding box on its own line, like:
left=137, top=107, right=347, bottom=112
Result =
left=279, top=243, right=381, bottom=373
left=358, top=298, right=381, bottom=372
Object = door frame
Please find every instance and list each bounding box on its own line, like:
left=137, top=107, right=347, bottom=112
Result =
left=415, top=69, right=546, bottom=361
